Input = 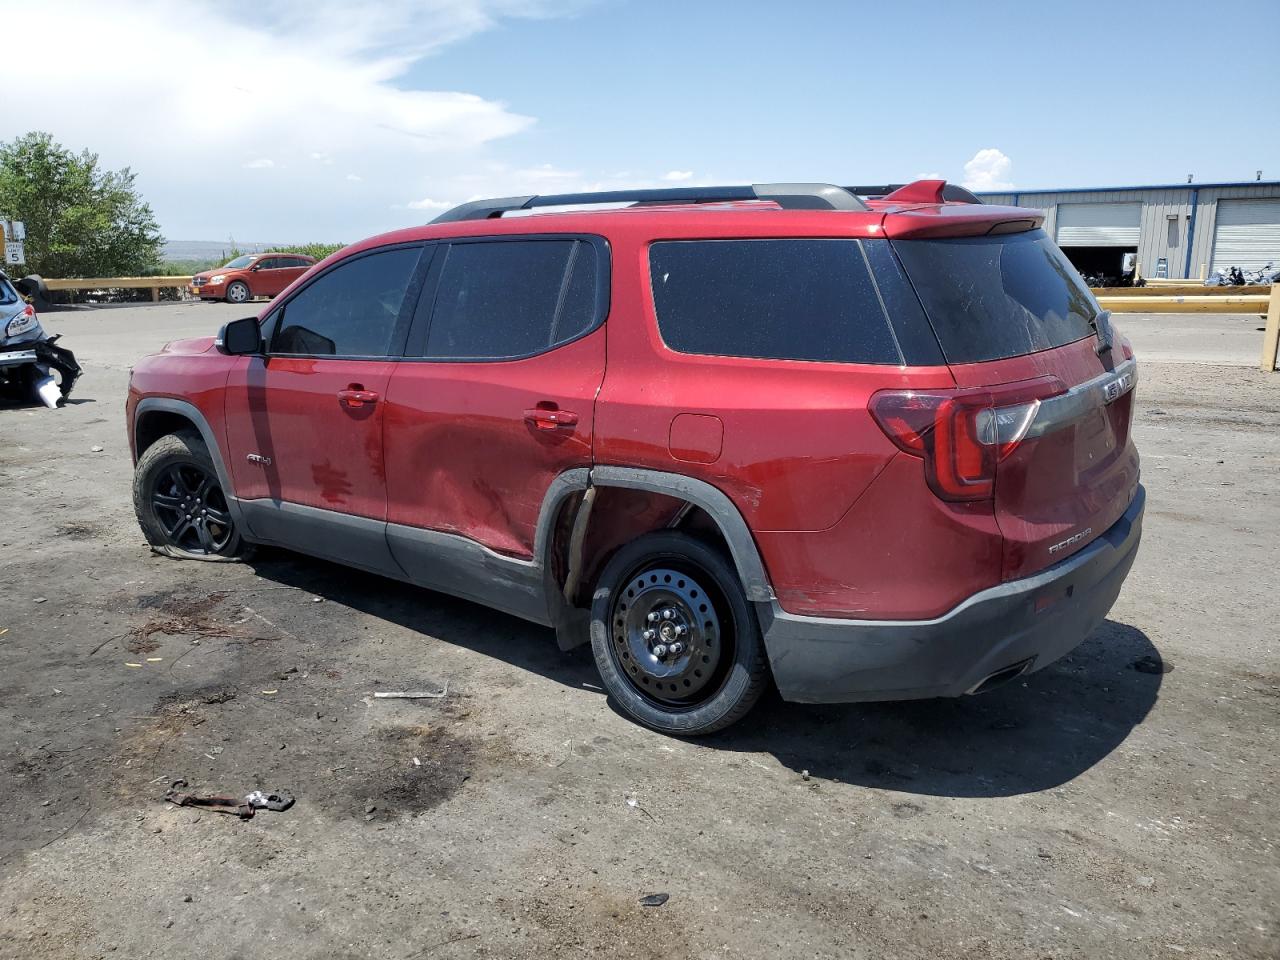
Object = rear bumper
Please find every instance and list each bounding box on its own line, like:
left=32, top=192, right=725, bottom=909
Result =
left=761, top=485, right=1145, bottom=703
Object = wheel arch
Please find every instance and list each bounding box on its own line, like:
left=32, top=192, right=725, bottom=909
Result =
left=134, top=398, right=244, bottom=526
left=225, top=276, right=252, bottom=301
left=538, top=466, right=774, bottom=648
left=587, top=467, right=773, bottom=603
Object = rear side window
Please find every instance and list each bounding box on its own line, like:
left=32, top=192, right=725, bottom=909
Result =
left=648, top=239, right=903, bottom=364
left=892, top=229, right=1098, bottom=364
left=272, top=246, right=420, bottom=357
left=419, top=239, right=599, bottom=360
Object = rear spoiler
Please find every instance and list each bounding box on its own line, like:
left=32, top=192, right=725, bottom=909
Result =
left=849, top=181, right=983, bottom=204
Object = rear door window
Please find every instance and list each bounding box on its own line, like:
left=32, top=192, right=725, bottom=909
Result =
left=416, top=238, right=601, bottom=360
left=271, top=246, right=421, bottom=357
left=891, top=229, right=1098, bottom=363
left=648, top=239, right=904, bottom=365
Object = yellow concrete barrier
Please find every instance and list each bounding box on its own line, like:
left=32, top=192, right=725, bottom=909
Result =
left=42, top=276, right=193, bottom=303
left=1261, top=286, right=1280, bottom=372
left=1096, top=294, right=1270, bottom=315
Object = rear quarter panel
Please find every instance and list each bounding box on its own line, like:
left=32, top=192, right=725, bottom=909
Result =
left=593, top=222, right=1005, bottom=619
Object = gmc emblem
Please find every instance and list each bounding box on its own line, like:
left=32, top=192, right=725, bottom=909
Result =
left=1103, top=372, right=1134, bottom=404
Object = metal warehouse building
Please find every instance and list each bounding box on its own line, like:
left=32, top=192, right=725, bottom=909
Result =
left=977, top=180, right=1280, bottom=282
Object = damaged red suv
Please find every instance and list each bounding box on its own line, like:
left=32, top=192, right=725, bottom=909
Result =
left=126, top=180, right=1143, bottom=735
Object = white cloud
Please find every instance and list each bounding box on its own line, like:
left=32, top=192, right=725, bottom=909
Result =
left=2, top=0, right=589, bottom=240
left=406, top=197, right=453, bottom=211
left=345, top=174, right=363, bottom=182
left=961, top=148, right=1014, bottom=191
left=662, top=170, right=693, bottom=182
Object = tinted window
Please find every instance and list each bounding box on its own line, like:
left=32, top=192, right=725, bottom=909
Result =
left=892, top=229, right=1097, bottom=364
left=0, top=275, right=17, bottom=305
left=272, top=247, right=420, bottom=356
left=649, top=239, right=902, bottom=364
left=420, top=239, right=598, bottom=359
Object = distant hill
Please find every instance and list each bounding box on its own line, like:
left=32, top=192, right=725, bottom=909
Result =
left=162, top=240, right=286, bottom=262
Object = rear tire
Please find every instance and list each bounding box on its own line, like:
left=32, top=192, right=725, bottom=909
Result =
left=133, top=430, right=252, bottom=562
left=590, top=532, right=768, bottom=736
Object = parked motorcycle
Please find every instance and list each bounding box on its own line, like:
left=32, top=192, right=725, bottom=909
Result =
left=0, top=271, right=81, bottom=408
left=1243, top=261, right=1278, bottom=285
left=1205, top=266, right=1246, bottom=286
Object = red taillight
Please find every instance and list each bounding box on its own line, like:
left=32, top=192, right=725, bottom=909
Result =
left=870, top=377, right=1065, bottom=502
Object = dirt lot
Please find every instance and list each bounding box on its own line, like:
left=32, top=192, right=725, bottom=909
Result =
left=1, top=303, right=1277, bottom=959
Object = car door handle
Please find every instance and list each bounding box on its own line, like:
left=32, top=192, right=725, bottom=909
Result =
left=524, top=407, right=579, bottom=430
left=338, top=386, right=380, bottom=408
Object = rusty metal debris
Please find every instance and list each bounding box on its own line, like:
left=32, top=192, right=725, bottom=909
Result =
left=163, top=779, right=294, bottom=820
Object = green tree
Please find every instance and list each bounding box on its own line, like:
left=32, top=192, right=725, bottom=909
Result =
left=0, top=131, right=163, bottom=277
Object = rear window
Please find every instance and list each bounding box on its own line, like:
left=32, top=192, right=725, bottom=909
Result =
left=649, top=239, right=903, bottom=365
left=892, top=229, right=1098, bottom=364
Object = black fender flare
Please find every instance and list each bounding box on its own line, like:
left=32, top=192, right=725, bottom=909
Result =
left=133, top=397, right=248, bottom=531
left=538, top=466, right=774, bottom=605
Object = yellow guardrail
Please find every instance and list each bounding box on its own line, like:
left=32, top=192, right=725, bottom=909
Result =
left=42, top=276, right=193, bottom=302
left=1093, top=286, right=1279, bottom=371
left=1092, top=283, right=1269, bottom=298
left=1095, top=294, right=1270, bottom=314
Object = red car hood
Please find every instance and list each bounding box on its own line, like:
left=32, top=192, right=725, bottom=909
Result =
left=160, top=336, right=217, bottom=355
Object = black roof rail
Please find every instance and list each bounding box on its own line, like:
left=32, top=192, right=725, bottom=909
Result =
left=429, top=183, right=869, bottom=224
left=846, top=183, right=984, bottom=204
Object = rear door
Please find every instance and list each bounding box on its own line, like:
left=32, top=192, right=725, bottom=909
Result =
left=892, top=229, right=1140, bottom=579
left=382, top=235, right=607, bottom=565
left=252, top=256, right=296, bottom=298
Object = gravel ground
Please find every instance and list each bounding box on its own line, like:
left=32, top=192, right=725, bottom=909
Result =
left=0, top=303, right=1277, bottom=959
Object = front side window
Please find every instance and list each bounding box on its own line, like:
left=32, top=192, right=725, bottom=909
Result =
left=649, top=239, right=903, bottom=364
left=272, top=246, right=420, bottom=357
left=418, top=239, right=599, bottom=360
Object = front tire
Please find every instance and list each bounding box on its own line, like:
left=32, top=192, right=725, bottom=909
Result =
left=590, top=532, right=768, bottom=736
left=225, top=280, right=250, bottom=304
left=133, top=430, right=251, bottom=561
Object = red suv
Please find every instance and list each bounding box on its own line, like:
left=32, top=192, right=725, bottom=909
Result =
left=190, top=253, right=317, bottom=304
left=127, top=180, right=1143, bottom=735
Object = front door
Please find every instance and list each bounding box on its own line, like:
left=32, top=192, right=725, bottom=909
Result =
left=383, top=236, right=607, bottom=566
left=223, top=244, right=426, bottom=573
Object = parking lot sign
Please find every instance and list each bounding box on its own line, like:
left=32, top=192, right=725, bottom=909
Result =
left=4, top=241, right=24, bottom=265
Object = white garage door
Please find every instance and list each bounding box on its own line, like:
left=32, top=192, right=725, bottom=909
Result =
left=1056, top=202, right=1142, bottom=246
left=1211, top=199, right=1280, bottom=273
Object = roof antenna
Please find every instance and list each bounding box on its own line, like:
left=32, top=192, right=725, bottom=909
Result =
left=1258, top=170, right=1263, bottom=181
left=1186, top=174, right=1193, bottom=183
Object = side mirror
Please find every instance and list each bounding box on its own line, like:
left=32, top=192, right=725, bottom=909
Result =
left=218, top=316, right=263, bottom=355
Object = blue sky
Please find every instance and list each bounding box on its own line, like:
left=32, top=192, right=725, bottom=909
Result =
left=5, top=0, right=1277, bottom=242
